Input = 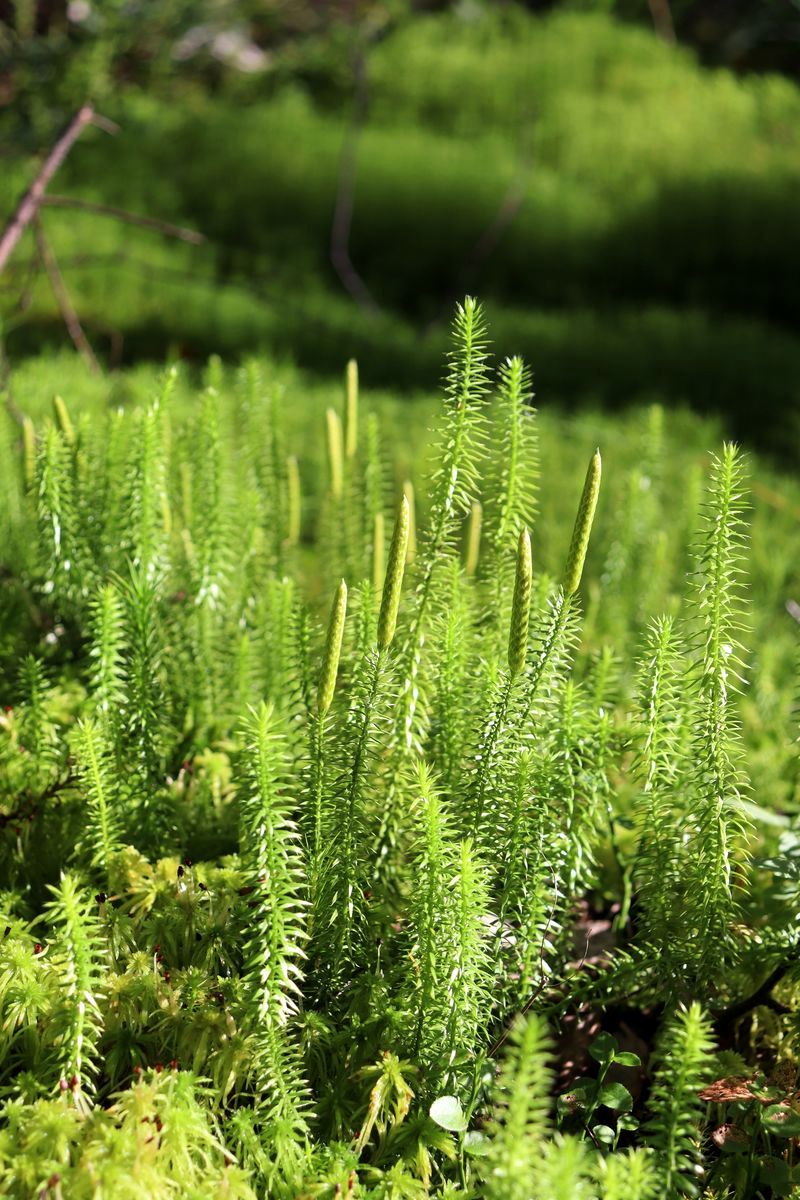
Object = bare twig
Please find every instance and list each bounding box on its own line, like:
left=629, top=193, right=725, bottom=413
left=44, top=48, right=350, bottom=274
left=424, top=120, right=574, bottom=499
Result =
left=715, top=951, right=798, bottom=1028
left=424, top=176, right=527, bottom=337
left=0, top=105, right=103, bottom=274
left=648, top=0, right=676, bottom=43
left=42, top=195, right=206, bottom=245
left=424, top=115, right=534, bottom=338
left=752, top=479, right=800, bottom=521
left=330, top=43, right=381, bottom=317
left=33, top=216, right=99, bottom=374
left=5, top=246, right=40, bottom=315
left=0, top=772, right=77, bottom=831
left=89, top=114, right=121, bottom=136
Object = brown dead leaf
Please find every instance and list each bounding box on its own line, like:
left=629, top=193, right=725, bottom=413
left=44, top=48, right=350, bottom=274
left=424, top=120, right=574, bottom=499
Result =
left=699, top=1077, right=754, bottom=1103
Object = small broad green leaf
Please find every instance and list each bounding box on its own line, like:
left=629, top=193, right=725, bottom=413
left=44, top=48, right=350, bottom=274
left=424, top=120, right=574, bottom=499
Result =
left=557, top=1079, right=595, bottom=1113
left=598, top=1081, right=633, bottom=1112
left=592, top=1123, right=615, bottom=1146
left=463, top=1131, right=491, bottom=1157
left=758, top=1156, right=792, bottom=1195
left=763, top=1105, right=800, bottom=1137
left=429, top=1096, right=467, bottom=1132
left=711, top=1123, right=749, bottom=1154
left=588, top=1032, right=618, bottom=1063
left=617, top=1113, right=639, bottom=1132
left=613, top=1051, right=641, bottom=1068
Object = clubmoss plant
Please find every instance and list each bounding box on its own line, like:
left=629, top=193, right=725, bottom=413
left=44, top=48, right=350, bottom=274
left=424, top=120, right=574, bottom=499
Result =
left=238, top=702, right=310, bottom=1132
left=0, top=298, right=787, bottom=1199
left=644, top=1003, right=714, bottom=1196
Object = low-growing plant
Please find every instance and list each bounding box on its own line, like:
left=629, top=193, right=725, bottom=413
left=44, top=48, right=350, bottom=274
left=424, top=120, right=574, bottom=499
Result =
left=0, top=298, right=798, bottom=1197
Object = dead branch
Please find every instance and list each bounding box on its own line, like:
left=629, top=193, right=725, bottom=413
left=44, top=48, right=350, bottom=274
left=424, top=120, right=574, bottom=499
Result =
left=42, top=195, right=206, bottom=245
left=0, top=105, right=109, bottom=274
left=33, top=216, right=99, bottom=374
left=648, top=0, right=676, bottom=43
left=715, top=952, right=798, bottom=1028
left=330, top=42, right=381, bottom=318
left=424, top=175, right=527, bottom=337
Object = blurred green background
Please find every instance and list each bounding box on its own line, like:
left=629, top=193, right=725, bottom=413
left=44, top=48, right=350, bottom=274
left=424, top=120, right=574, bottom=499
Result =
left=2, top=0, right=799, bottom=454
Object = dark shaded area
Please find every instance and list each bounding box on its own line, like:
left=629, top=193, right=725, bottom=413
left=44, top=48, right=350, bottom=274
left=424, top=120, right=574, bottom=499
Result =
left=522, top=0, right=800, bottom=76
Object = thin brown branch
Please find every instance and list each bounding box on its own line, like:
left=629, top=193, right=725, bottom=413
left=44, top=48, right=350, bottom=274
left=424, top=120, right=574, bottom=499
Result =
left=330, top=43, right=381, bottom=318
left=715, top=948, right=799, bottom=1028
left=424, top=175, right=526, bottom=337
left=0, top=772, right=77, bottom=831
left=752, top=479, right=800, bottom=521
left=7, top=245, right=40, bottom=316
left=424, top=114, right=534, bottom=338
left=648, top=0, right=676, bottom=43
left=42, top=195, right=206, bottom=245
left=34, top=217, right=100, bottom=374
left=89, top=114, right=121, bottom=136
left=0, top=105, right=100, bottom=274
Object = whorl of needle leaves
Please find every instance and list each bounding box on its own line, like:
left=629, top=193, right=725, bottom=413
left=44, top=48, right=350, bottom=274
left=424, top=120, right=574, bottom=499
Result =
left=378, top=494, right=410, bottom=649
left=317, top=578, right=347, bottom=716
left=507, top=527, right=532, bottom=677
left=645, top=1002, right=714, bottom=1195
left=563, top=448, right=602, bottom=596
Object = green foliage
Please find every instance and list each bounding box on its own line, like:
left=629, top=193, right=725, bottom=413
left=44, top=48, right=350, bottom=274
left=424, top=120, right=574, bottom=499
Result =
left=400, top=296, right=489, bottom=708
left=43, top=873, right=106, bottom=1109
left=483, top=1013, right=553, bottom=1199
left=507, top=528, right=532, bottom=678
left=237, top=702, right=309, bottom=1131
left=633, top=615, right=686, bottom=978
left=1, top=301, right=799, bottom=1195
left=683, top=445, right=750, bottom=984
left=644, top=1003, right=714, bottom=1197
left=630, top=446, right=751, bottom=993
left=481, top=355, right=538, bottom=625
left=0, top=1069, right=257, bottom=1198
left=74, top=718, right=123, bottom=886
